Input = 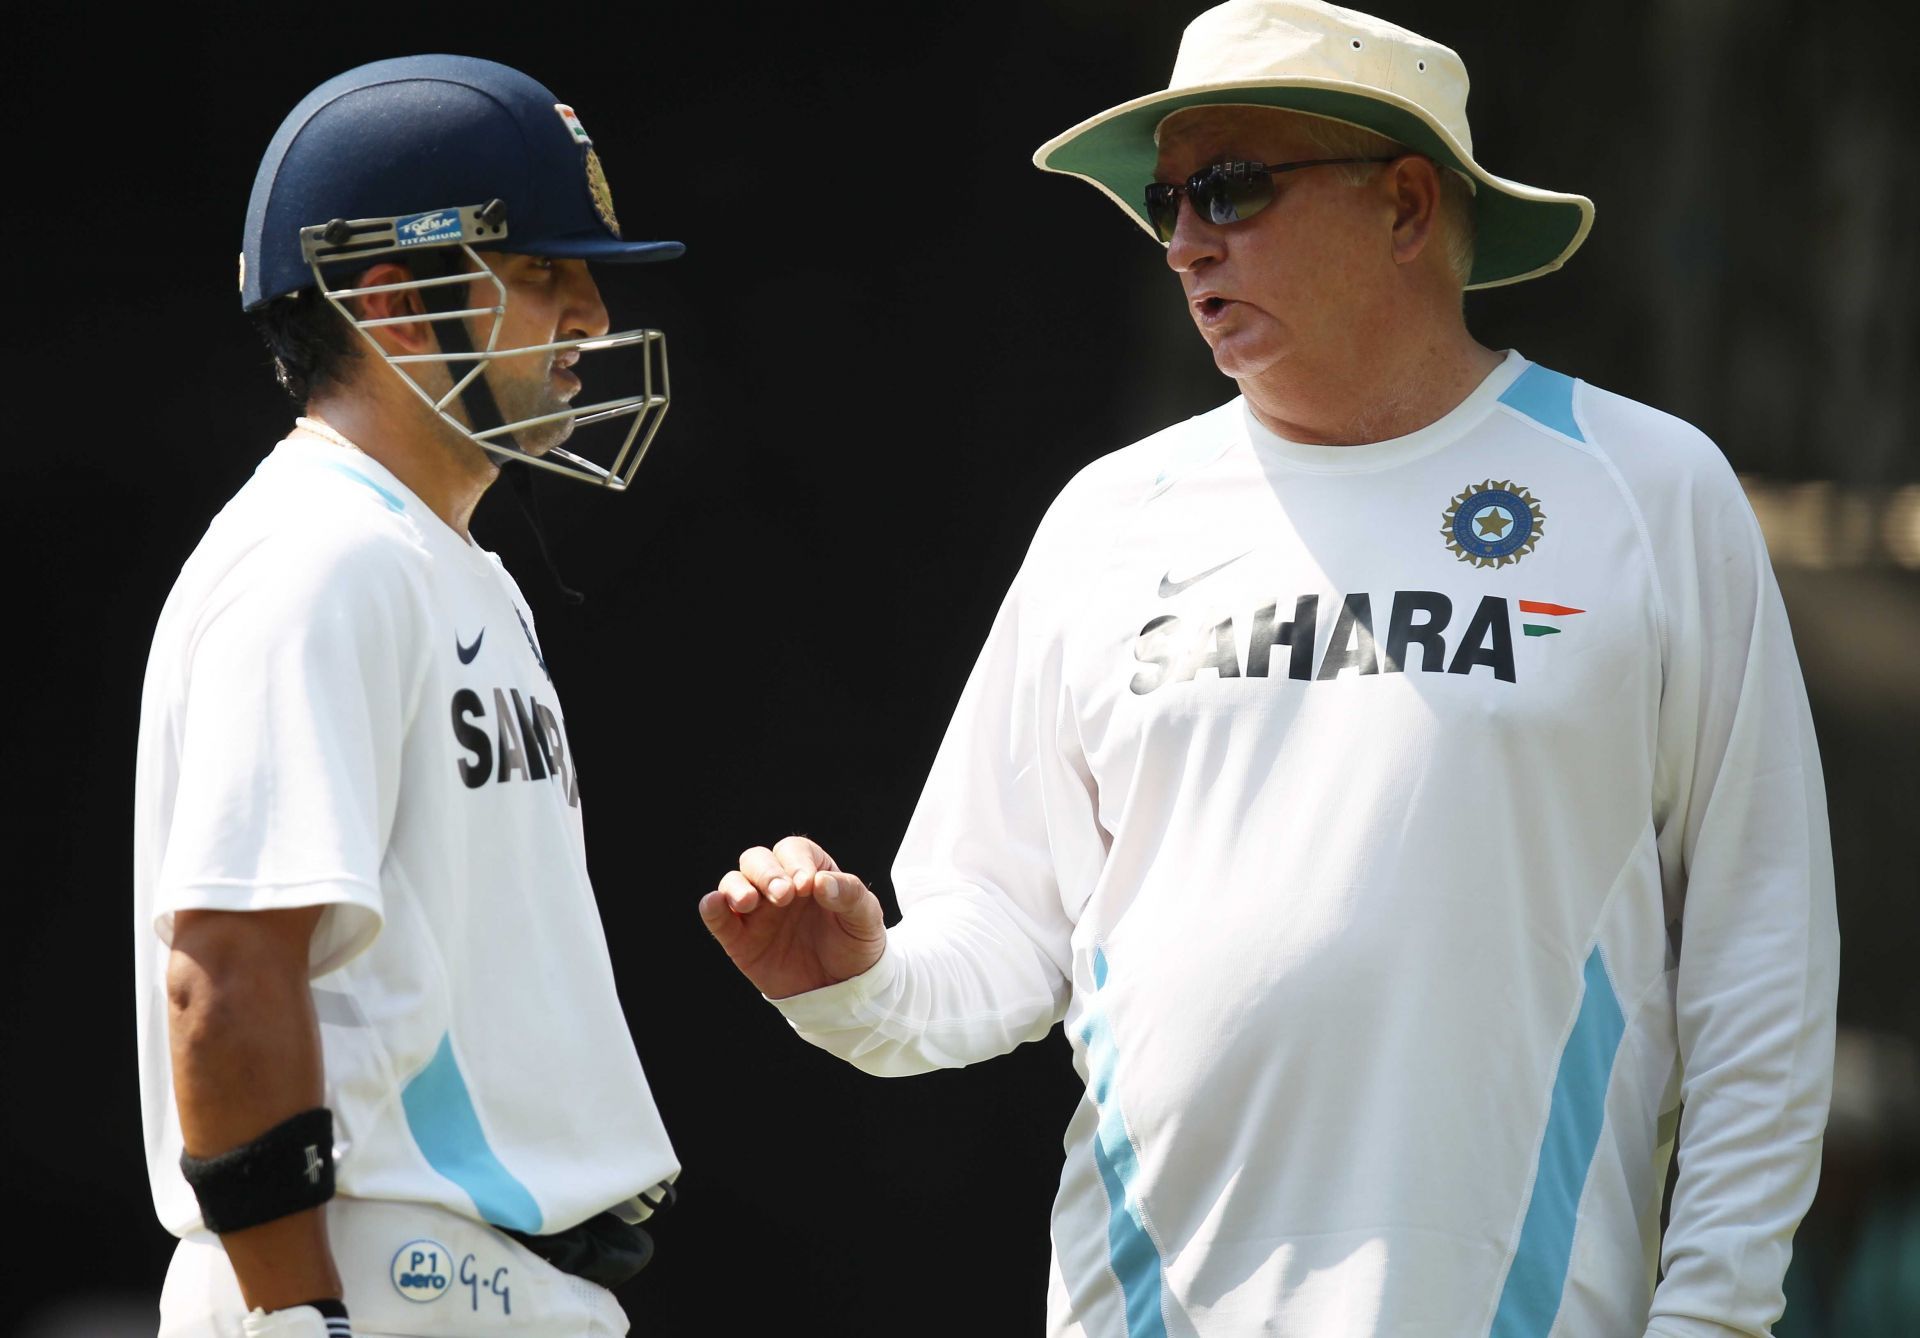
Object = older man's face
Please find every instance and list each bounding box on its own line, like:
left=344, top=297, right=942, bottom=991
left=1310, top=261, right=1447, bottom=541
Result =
left=1154, top=107, right=1394, bottom=386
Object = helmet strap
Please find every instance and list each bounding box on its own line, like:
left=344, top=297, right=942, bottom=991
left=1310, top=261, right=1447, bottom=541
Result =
left=504, top=466, right=585, bottom=606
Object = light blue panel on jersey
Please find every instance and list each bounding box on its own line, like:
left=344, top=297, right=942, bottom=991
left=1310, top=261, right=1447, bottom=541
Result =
left=401, top=1032, right=543, bottom=1232
left=1497, top=364, right=1586, bottom=442
left=1080, top=947, right=1168, bottom=1338
left=1489, top=946, right=1627, bottom=1338
left=315, top=459, right=406, bottom=513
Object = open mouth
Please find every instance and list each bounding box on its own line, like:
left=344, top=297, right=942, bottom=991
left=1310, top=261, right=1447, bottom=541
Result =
left=1196, top=296, right=1230, bottom=319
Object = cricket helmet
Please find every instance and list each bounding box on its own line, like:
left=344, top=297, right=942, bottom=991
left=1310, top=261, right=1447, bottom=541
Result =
left=241, top=54, right=680, bottom=489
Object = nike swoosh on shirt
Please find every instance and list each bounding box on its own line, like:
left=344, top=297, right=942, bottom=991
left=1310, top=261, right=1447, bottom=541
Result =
left=1158, top=551, right=1252, bottom=598
left=456, top=629, right=485, bottom=664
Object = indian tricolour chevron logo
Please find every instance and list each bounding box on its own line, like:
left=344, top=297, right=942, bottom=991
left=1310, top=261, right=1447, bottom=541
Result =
left=1519, top=601, right=1584, bottom=636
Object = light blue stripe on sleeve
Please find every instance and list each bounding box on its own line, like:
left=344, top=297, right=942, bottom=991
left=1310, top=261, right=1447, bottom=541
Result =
left=1498, top=364, right=1586, bottom=442
left=315, top=459, right=407, bottom=513
left=1080, top=948, right=1168, bottom=1338
left=1489, top=946, right=1627, bottom=1337
left=400, top=1032, right=543, bottom=1232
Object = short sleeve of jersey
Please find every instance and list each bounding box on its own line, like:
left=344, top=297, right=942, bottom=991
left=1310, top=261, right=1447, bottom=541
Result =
left=152, top=528, right=430, bottom=975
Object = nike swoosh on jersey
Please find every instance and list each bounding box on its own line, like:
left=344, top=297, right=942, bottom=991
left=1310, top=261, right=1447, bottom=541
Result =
left=1158, top=551, right=1252, bottom=598
left=456, top=629, right=485, bottom=664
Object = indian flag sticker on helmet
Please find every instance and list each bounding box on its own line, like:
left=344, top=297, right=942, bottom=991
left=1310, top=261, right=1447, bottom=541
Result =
left=553, top=103, right=593, bottom=145
left=586, top=150, right=621, bottom=237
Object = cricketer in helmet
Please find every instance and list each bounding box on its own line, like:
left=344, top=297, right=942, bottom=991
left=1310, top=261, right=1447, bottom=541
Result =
left=244, top=53, right=678, bottom=492
left=136, top=56, right=683, bottom=1338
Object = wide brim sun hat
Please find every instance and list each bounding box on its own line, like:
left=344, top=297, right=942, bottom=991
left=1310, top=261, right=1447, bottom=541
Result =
left=1033, top=0, right=1594, bottom=290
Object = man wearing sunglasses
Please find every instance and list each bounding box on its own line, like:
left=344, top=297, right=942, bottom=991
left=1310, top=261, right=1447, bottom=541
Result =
left=702, top=2, right=1836, bottom=1334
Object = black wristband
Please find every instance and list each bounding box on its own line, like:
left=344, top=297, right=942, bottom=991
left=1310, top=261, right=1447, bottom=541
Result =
left=295, top=1300, right=348, bottom=1320
left=179, top=1107, right=336, bottom=1234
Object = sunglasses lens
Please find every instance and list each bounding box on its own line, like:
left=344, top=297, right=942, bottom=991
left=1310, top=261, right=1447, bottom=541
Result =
left=1207, top=164, right=1273, bottom=224
left=1144, top=165, right=1275, bottom=241
left=1144, top=184, right=1180, bottom=243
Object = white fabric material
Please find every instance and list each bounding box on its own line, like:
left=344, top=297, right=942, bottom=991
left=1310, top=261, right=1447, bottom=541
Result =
left=776, top=353, right=1836, bottom=1337
left=135, top=429, right=677, bottom=1241
left=240, top=1305, right=338, bottom=1338
left=161, top=1198, right=629, bottom=1336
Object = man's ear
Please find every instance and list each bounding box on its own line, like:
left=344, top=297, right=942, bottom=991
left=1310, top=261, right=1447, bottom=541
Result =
left=1387, top=155, right=1443, bottom=268
left=346, top=263, right=436, bottom=354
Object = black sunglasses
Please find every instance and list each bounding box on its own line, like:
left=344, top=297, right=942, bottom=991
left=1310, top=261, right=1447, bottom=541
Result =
left=1144, top=156, right=1400, bottom=243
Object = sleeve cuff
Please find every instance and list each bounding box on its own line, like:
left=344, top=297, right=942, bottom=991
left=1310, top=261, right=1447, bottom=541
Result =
left=153, top=879, right=384, bottom=978
left=1644, top=1318, right=1754, bottom=1338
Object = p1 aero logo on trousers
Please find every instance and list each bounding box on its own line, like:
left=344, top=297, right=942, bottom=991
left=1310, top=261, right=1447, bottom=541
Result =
left=1129, top=591, right=1582, bottom=694
left=392, top=1238, right=452, bottom=1302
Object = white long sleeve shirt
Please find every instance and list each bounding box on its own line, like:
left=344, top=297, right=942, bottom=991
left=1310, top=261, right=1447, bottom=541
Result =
left=776, top=354, right=1837, bottom=1336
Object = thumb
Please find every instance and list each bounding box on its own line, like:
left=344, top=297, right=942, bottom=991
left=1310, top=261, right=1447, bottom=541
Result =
left=815, top=871, right=885, bottom=938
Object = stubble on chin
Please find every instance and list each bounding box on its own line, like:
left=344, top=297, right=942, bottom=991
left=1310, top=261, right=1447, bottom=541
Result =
left=488, top=360, right=580, bottom=457
left=505, top=418, right=573, bottom=458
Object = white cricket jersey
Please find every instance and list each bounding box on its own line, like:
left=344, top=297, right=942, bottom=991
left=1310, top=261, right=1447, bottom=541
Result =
left=134, top=425, right=677, bottom=1239
left=776, top=353, right=1836, bottom=1337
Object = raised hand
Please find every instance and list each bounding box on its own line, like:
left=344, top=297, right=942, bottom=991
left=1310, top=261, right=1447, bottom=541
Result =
left=698, top=835, right=887, bottom=1000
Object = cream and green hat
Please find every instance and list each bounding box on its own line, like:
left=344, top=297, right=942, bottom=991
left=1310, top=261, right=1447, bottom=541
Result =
left=1032, top=0, right=1594, bottom=289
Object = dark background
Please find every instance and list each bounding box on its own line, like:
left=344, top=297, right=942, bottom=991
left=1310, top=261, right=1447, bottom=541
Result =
left=8, top=0, right=1916, bottom=1333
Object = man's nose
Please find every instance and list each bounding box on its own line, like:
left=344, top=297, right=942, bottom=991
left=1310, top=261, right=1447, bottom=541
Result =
left=1164, top=195, right=1223, bottom=273
left=566, top=263, right=611, bottom=339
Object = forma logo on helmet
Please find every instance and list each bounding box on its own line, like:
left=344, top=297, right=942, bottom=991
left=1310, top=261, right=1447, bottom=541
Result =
left=242, top=54, right=681, bottom=490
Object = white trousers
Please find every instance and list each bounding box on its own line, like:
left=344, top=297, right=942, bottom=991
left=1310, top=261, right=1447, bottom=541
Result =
left=158, top=1198, right=631, bottom=1337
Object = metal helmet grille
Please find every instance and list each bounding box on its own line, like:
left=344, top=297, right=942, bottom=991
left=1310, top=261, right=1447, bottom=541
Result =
left=299, top=203, right=670, bottom=491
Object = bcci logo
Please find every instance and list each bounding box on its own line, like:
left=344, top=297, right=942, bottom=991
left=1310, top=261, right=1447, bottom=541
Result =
left=585, top=150, right=620, bottom=237
left=391, top=1239, right=452, bottom=1303
left=395, top=209, right=464, bottom=248
left=1442, top=479, right=1545, bottom=569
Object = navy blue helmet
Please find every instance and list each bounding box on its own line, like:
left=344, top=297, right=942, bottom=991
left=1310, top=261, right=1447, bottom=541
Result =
left=242, top=55, right=679, bottom=489
left=243, top=54, right=681, bottom=309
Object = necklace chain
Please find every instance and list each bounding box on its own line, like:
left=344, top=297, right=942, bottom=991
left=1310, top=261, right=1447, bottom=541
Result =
left=296, top=416, right=363, bottom=454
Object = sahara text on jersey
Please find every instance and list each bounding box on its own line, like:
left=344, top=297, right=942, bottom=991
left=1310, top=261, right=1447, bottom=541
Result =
left=449, top=687, right=581, bottom=804
left=1129, top=590, right=1587, bottom=693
